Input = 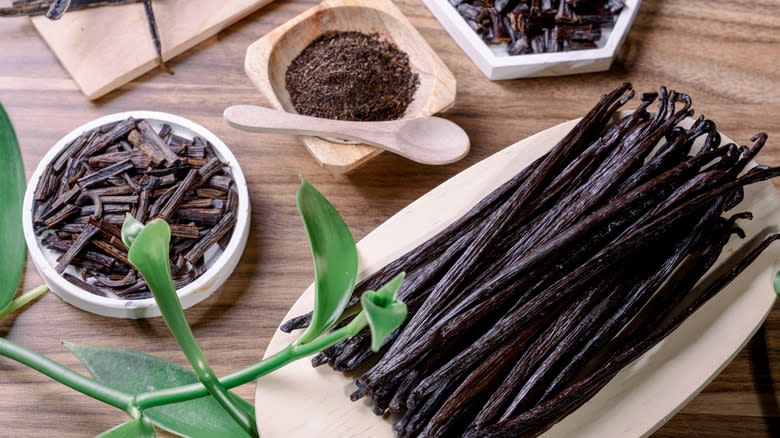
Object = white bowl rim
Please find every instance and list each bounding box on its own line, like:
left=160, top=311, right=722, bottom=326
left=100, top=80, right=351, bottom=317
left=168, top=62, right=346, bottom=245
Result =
left=21, top=111, right=251, bottom=318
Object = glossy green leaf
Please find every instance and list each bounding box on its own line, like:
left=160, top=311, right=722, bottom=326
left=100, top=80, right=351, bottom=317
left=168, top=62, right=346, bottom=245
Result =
left=295, top=180, right=358, bottom=345
left=360, top=273, right=408, bottom=352
left=64, top=342, right=253, bottom=438
left=0, top=104, right=27, bottom=311
left=97, top=417, right=156, bottom=438
left=124, top=219, right=171, bottom=302
left=774, top=270, right=780, bottom=297
left=124, top=218, right=257, bottom=436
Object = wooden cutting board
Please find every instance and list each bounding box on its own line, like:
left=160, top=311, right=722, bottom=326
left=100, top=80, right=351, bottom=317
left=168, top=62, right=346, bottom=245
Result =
left=31, top=0, right=273, bottom=100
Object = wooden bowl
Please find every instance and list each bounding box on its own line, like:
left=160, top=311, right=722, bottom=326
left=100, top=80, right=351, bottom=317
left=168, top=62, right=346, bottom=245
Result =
left=244, top=0, right=456, bottom=174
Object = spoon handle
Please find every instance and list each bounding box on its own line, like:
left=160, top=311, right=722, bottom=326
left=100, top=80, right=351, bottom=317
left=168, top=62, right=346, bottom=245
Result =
left=223, top=105, right=393, bottom=145
left=224, top=105, right=470, bottom=166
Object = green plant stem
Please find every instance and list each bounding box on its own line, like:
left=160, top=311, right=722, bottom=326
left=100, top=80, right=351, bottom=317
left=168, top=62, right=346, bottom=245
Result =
left=0, top=337, right=134, bottom=412
left=135, top=312, right=368, bottom=410
left=127, top=219, right=257, bottom=437
left=0, top=310, right=375, bottom=425
left=161, top=304, right=257, bottom=436
left=0, top=284, right=48, bottom=320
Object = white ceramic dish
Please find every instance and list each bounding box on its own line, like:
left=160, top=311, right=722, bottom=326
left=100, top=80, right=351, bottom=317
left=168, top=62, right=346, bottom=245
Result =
left=255, top=118, right=780, bottom=437
left=22, top=111, right=251, bottom=319
left=423, top=0, right=642, bottom=80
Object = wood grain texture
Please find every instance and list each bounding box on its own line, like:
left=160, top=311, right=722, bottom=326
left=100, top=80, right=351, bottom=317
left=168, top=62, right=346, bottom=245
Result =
left=31, top=0, right=275, bottom=99
left=0, top=0, right=779, bottom=436
left=244, top=0, right=456, bottom=173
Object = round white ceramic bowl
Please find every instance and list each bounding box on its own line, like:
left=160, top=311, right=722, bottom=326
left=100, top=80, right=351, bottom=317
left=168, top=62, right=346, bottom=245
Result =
left=22, top=111, right=251, bottom=319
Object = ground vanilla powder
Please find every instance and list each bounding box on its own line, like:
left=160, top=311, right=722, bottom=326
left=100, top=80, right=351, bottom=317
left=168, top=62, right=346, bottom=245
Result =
left=285, top=31, right=420, bottom=122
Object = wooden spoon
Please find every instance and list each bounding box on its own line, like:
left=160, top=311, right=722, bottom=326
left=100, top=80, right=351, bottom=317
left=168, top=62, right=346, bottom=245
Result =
left=223, top=105, right=470, bottom=165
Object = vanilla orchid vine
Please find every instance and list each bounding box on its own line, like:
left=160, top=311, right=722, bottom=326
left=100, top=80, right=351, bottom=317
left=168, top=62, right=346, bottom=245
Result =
left=0, top=103, right=407, bottom=438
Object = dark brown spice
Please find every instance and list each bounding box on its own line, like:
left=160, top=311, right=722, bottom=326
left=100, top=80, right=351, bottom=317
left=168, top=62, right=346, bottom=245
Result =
left=285, top=31, right=420, bottom=122
left=63, top=273, right=108, bottom=297
left=452, top=0, right=625, bottom=55
left=32, top=117, right=239, bottom=300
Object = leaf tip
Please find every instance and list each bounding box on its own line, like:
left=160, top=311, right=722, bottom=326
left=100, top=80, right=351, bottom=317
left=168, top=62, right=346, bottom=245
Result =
left=773, top=270, right=780, bottom=297
left=361, top=274, right=408, bottom=352
left=121, top=213, right=145, bottom=249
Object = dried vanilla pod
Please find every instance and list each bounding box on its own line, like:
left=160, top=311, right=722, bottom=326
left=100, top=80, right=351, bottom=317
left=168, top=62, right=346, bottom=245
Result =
left=452, top=0, right=625, bottom=55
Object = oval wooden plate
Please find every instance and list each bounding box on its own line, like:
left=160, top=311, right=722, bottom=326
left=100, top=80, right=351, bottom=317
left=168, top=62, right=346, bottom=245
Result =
left=256, top=118, right=780, bottom=437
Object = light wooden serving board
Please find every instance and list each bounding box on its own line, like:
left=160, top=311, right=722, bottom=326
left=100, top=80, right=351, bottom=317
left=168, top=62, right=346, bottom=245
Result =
left=31, top=0, right=274, bottom=99
left=255, top=119, right=780, bottom=437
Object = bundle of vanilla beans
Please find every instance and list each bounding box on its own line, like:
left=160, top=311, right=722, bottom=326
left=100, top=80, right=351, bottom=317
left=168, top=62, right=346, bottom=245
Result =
left=0, top=0, right=170, bottom=73
left=282, top=83, right=780, bottom=437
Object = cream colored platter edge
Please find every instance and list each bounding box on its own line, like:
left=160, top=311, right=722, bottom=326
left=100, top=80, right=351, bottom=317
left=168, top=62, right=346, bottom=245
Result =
left=255, top=118, right=780, bottom=437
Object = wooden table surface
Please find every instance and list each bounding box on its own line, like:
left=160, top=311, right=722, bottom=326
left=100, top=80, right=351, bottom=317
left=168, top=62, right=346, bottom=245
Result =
left=1, top=0, right=779, bottom=436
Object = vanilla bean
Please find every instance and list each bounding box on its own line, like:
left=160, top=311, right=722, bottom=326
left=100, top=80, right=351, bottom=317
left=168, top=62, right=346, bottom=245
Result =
left=88, top=150, right=151, bottom=169
left=87, top=186, right=134, bottom=197
left=45, top=0, right=71, bottom=19
left=137, top=120, right=179, bottom=165
left=88, top=217, right=123, bottom=241
left=55, top=224, right=99, bottom=273
left=77, top=159, right=133, bottom=188
left=195, top=157, right=224, bottom=186
left=33, top=164, right=57, bottom=201
left=41, top=185, right=81, bottom=220
left=53, top=134, right=88, bottom=172
left=158, top=168, right=198, bottom=220
left=205, top=174, right=232, bottom=191
left=44, top=204, right=80, bottom=228
left=78, top=117, right=136, bottom=159
left=135, top=189, right=150, bottom=223
left=186, top=145, right=206, bottom=158
left=177, top=208, right=223, bottom=226
left=91, top=239, right=131, bottom=266
left=158, top=123, right=172, bottom=140
left=148, top=185, right=177, bottom=218
left=128, top=129, right=165, bottom=166
left=63, top=273, right=108, bottom=297
left=142, top=0, right=172, bottom=74
left=179, top=198, right=215, bottom=209
left=170, top=224, right=200, bottom=239
left=196, top=188, right=226, bottom=198
left=95, top=271, right=137, bottom=288
left=184, top=212, right=236, bottom=262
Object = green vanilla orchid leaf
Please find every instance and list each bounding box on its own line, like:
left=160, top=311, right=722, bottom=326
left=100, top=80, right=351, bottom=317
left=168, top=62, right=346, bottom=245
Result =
left=121, top=213, right=145, bottom=248
left=774, top=270, right=780, bottom=297
left=64, top=342, right=253, bottom=438
left=97, top=417, right=156, bottom=438
left=295, top=180, right=358, bottom=345
left=0, top=104, right=27, bottom=311
left=124, top=218, right=257, bottom=436
left=360, top=273, right=408, bottom=352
